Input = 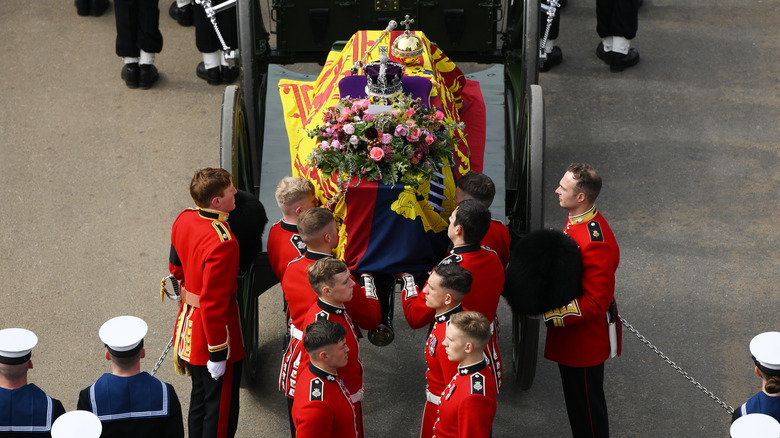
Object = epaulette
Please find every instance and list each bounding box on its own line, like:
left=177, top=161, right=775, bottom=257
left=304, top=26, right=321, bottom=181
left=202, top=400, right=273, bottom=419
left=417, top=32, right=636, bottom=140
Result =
left=470, top=373, right=485, bottom=395
left=441, top=253, right=462, bottom=265
left=309, top=378, right=324, bottom=401
left=212, top=221, right=232, bottom=242
left=587, top=220, right=604, bottom=242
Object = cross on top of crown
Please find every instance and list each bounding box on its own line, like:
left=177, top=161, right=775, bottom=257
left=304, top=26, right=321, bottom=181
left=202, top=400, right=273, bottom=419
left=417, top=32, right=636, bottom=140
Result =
left=400, top=15, right=414, bottom=32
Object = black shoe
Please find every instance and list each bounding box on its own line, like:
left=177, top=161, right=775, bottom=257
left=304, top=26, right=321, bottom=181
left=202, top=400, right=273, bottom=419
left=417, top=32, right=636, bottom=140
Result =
left=367, top=323, right=395, bottom=347
left=596, top=44, right=640, bottom=72
left=197, top=62, right=222, bottom=85
left=90, top=0, right=109, bottom=16
left=221, top=65, right=240, bottom=84
left=139, top=64, right=159, bottom=89
left=121, top=62, right=139, bottom=89
left=75, top=0, right=90, bottom=16
left=168, top=1, right=193, bottom=26
left=539, top=46, right=562, bottom=72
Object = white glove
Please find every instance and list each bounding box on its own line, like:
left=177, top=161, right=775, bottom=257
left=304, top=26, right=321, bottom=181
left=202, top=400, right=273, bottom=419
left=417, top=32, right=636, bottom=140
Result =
left=207, top=360, right=226, bottom=380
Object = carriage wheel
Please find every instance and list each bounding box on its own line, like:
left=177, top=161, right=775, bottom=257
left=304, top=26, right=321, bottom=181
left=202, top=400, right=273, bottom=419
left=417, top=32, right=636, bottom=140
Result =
left=237, top=266, right=261, bottom=387
left=510, top=84, right=545, bottom=389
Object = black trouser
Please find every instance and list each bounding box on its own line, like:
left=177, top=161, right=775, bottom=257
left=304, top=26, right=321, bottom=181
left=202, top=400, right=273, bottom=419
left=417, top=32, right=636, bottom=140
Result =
left=188, top=360, right=242, bottom=438
left=193, top=0, right=237, bottom=53
left=287, top=396, right=296, bottom=438
left=114, top=0, right=163, bottom=57
left=596, top=0, right=639, bottom=39
left=558, top=362, right=609, bottom=438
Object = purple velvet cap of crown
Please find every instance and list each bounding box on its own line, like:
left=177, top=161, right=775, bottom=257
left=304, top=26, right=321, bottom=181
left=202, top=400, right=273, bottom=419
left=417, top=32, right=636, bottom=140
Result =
left=364, top=60, right=405, bottom=96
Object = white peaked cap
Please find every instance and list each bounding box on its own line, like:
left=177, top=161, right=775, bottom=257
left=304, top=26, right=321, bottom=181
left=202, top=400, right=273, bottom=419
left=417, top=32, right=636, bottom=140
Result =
left=731, top=413, right=780, bottom=438
left=0, top=328, right=38, bottom=363
left=99, top=316, right=148, bottom=354
left=51, top=411, right=102, bottom=438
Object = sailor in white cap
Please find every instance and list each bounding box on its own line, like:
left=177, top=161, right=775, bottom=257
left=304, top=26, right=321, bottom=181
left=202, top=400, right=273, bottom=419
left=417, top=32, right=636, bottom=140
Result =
left=0, top=328, right=66, bottom=437
left=731, top=413, right=780, bottom=438
left=732, top=332, right=780, bottom=424
left=51, top=410, right=102, bottom=438
left=76, top=316, right=184, bottom=438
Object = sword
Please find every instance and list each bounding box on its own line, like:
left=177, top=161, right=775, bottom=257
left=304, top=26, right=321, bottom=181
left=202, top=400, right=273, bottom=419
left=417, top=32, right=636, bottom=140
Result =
left=152, top=274, right=181, bottom=376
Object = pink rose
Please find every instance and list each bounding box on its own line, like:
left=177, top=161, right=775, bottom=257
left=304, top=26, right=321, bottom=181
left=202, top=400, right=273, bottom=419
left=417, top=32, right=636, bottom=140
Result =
left=394, top=125, right=407, bottom=137
left=350, top=135, right=359, bottom=145
left=405, top=108, right=415, bottom=117
left=321, top=140, right=330, bottom=150
left=425, top=135, right=435, bottom=145
left=435, top=111, right=445, bottom=120
left=381, top=133, right=392, bottom=144
left=338, top=107, right=353, bottom=122
left=331, top=139, right=342, bottom=150
left=369, top=147, right=385, bottom=161
left=357, top=99, right=370, bottom=110
left=343, top=124, right=355, bottom=135
left=406, top=127, right=422, bottom=143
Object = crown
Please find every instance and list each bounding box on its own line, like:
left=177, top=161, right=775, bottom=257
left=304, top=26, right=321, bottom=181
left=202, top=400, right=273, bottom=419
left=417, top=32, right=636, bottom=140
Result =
left=364, top=48, right=405, bottom=97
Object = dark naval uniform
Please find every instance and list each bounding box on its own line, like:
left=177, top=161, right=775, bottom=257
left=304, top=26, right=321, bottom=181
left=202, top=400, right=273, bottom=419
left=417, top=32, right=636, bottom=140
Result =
left=292, top=364, right=357, bottom=438
left=733, top=392, right=780, bottom=424
left=169, top=207, right=244, bottom=438
left=77, top=372, right=184, bottom=437
left=0, top=384, right=65, bottom=437
left=433, top=359, right=497, bottom=438
left=544, top=206, right=620, bottom=438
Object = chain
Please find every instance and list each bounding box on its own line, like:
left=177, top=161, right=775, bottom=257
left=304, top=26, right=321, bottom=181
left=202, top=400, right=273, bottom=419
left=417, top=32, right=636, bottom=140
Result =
left=150, top=336, right=174, bottom=377
left=539, top=0, right=560, bottom=63
left=621, top=317, right=734, bottom=414
left=196, top=0, right=231, bottom=52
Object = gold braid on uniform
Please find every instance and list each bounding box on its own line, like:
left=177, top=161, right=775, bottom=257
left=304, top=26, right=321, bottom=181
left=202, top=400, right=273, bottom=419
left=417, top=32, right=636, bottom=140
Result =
left=160, top=276, right=168, bottom=302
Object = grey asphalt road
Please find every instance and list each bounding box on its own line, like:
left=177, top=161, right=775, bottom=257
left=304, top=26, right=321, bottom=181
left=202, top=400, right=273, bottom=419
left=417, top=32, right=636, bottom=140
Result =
left=1, top=0, right=778, bottom=437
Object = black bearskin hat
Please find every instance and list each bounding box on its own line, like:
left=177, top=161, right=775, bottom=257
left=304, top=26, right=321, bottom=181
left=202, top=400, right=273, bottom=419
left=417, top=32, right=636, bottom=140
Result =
left=503, top=229, right=583, bottom=315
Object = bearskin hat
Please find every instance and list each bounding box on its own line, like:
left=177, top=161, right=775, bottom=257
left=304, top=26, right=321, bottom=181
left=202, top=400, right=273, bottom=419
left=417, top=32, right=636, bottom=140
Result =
left=502, top=229, right=583, bottom=315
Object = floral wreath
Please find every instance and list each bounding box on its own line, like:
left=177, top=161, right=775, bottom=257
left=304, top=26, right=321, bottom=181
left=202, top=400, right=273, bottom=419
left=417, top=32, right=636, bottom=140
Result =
left=306, top=92, right=464, bottom=204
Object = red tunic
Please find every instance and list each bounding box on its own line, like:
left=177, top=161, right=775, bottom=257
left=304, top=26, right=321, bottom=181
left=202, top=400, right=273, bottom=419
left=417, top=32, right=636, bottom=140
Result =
left=433, top=360, right=497, bottom=438
left=544, top=207, right=621, bottom=367
left=169, top=208, right=244, bottom=366
left=482, top=218, right=510, bottom=268
left=292, top=364, right=358, bottom=438
left=442, top=244, right=505, bottom=322
left=266, top=220, right=306, bottom=282
left=280, top=252, right=380, bottom=397
left=298, top=299, right=374, bottom=438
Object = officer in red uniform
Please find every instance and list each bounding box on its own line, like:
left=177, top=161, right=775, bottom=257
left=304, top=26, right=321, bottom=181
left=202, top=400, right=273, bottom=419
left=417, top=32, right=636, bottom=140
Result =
left=297, top=258, right=379, bottom=438
left=169, top=168, right=243, bottom=438
left=435, top=311, right=498, bottom=438
left=267, top=177, right=317, bottom=283
left=279, top=208, right=380, bottom=437
left=292, top=320, right=358, bottom=438
left=544, top=163, right=620, bottom=438
left=400, top=200, right=505, bottom=394
left=455, top=171, right=510, bottom=267
left=401, top=262, right=471, bottom=438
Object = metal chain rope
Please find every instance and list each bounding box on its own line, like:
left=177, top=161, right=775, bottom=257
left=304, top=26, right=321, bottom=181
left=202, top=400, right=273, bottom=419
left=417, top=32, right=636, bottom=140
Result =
left=621, top=317, right=734, bottom=414
left=150, top=336, right=174, bottom=377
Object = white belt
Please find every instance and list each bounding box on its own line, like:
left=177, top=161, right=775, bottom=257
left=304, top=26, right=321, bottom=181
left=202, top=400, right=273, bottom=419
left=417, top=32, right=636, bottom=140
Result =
left=425, top=389, right=441, bottom=405
left=350, top=388, right=364, bottom=403
left=290, top=325, right=303, bottom=341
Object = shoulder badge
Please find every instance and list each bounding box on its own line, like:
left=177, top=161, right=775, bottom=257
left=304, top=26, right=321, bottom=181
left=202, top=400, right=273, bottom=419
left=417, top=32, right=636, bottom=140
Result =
left=470, top=373, right=485, bottom=395
left=291, top=235, right=306, bottom=254
left=316, top=311, right=329, bottom=321
left=212, top=221, right=232, bottom=242
left=428, top=334, right=438, bottom=357
left=441, top=254, right=463, bottom=265
left=309, top=378, right=323, bottom=401
left=587, top=221, right=604, bottom=242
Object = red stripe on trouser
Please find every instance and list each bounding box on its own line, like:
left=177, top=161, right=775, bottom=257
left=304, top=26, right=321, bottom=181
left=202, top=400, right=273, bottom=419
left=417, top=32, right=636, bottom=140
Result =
left=582, top=368, right=596, bottom=437
left=353, top=400, right=364, bottom=438
left=217, top=363, right=235, bottom=438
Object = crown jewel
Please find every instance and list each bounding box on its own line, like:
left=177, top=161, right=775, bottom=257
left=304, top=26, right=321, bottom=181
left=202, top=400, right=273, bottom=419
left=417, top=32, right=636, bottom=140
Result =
left=364, top=47, right=405, bottom=97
